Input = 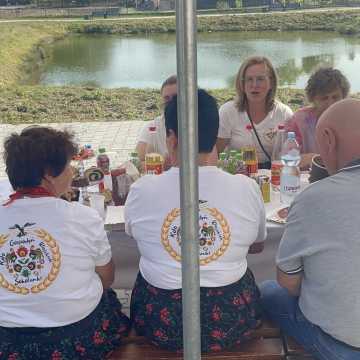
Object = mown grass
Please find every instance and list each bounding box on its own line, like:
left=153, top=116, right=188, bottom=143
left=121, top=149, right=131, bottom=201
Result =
left=1, top=8, right=360, bottom=124
left=0, top=86, right=309, bottom=124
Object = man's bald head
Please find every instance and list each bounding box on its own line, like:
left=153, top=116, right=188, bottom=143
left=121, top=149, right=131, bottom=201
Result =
left=316, top=98, right=360, bottom=174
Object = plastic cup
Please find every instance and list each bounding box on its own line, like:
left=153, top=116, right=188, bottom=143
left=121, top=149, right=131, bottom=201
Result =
left=89, top=193, right=105, bottom=219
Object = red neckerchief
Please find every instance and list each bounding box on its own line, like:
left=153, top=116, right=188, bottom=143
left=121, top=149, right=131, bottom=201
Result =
left=3, top=186, right=55, bottom=206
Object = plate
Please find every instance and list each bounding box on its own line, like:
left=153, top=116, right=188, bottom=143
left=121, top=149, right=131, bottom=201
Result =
left=267, top=206, right=289, bottom=224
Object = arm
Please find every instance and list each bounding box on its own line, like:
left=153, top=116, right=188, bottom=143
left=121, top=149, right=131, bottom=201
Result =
left=277, top=267, right=302, bottom=296
left=216, top=138, right=229, bottom=154
left=95, top=259, right=115, bottom=289
left=135, top=141, right=148, bottom=162
left=299, top=152, right=317, bottom=170
left=248, top=242, right=264, bottom=254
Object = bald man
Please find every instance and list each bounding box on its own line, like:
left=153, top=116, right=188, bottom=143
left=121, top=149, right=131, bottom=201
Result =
left=260, top=99, right=360, bottom=359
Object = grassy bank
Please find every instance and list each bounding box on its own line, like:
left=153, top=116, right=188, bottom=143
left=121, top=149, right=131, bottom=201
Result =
left=1, top=9, right=360, bottom=123
left=0, top=86, right=308, bottom=124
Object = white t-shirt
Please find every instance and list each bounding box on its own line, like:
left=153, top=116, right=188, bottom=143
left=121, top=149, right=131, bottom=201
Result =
left=138, top=115, right=168, bottom=158
left=0, top=197, right=112, bottom=327
left=125, top=166, right=266, bottom=290
left=218, top=100, right=293, bottom=163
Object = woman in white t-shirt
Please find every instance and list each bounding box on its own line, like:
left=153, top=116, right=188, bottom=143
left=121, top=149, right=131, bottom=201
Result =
left=136, top=75, right=177, bottom=169
left=217, top=56, right=293, bottom=168
left=0, top=127, right=130, bottom=359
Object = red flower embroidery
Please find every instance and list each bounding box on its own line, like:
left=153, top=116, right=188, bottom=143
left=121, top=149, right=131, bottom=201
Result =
left=7, top=354, right=19, bottom=360
left=154, top=329, right=168, bottom=341
left=51, top=350, right=62, bottom=360
left=232, top=296, right=245, bottom=306
left=211, top=305, right=222, bottom=321
left=75, top=344, right=86, bottom=355
left=16, top=246, right=28, bottom=257
left=211, top=329, right=225, bottom=339
left=102, top=319, right=110, bottom=331
left=209, top=344, right=222, bottom=352
left=93, top=331, right=104, bottom=345
left=160, top=307, right=170, bottom=325
left=171, top=292, right=181, bottom=300
left=146, top=303, right=153, bottom=315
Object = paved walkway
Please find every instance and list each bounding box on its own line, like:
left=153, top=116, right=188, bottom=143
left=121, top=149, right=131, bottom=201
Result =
left=0, top=121, right=144, bottom=178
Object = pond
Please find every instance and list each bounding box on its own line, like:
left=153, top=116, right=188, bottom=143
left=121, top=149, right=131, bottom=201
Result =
left=31, top=31, right=360, bottom=91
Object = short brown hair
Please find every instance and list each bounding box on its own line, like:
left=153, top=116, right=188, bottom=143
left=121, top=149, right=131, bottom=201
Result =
left=305, top=67, right=350, bottom=103
left=235, top=56, right=278, bottom=112
left=4, top=126, right=78, bottom=190
left=161, top=75, right=177, bottom=93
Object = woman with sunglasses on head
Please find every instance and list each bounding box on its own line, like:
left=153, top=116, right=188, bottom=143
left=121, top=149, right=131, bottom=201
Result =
left=217, top=56, right=293, bottom=169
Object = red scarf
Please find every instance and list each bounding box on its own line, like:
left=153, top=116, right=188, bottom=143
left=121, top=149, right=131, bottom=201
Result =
left=3, top=186, right=55, bottom=206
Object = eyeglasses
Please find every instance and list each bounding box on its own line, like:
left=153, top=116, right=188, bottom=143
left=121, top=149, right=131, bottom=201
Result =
left=243, top=75, right=269, bottom=85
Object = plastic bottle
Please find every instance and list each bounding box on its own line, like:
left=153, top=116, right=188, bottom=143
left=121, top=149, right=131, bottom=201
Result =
left=280, top=132, right=301, bottom=205
left=218, top=152, right=228, bottom=171
left=271, top=124, right=287, bottom=190
left=227, top=150, right=238, bottom=174
left=97, top=148, right=110, bottom=192
left=243, top=124, right=258, bottom=175
left=129, top=151, right=141, bottom=173
left=235, top=151, right=248, bottom=176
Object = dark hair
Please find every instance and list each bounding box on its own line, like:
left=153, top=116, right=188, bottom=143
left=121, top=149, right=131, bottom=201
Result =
left=305, top=67, right=350, bottom=102
left=164, top=89, right=219, bottom=153
left=4, top=126, right=78, bottom=189
left=235, top=56, right=278, bottom=112
left=160, top=75, right=177, bottom=93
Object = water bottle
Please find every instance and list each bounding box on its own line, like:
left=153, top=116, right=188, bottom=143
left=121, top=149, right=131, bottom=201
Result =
left=235, top=151, right=248, bottom=176
left=280, top=132, right=301, bottom=205
left=129, top=151, right=141, bottom=173
left=271, top=124, right=286, bottom=191
left=227, top=150, right=238, bottom=174
left=218, top=152, right=228, bottom=171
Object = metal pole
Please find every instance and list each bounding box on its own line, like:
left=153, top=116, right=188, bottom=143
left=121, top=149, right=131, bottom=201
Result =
left=176, top=0, right=200, bottom=358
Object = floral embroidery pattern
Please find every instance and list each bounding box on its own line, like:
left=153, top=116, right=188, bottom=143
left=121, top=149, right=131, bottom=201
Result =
left=131, top=269, right=262, bottom=352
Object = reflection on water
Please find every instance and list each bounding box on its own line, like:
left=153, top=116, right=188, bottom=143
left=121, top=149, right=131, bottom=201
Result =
left=33, top=31, right=360, bottom=91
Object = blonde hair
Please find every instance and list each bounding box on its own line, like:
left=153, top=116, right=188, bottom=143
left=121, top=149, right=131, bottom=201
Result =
left=234, top=56, right=278, bottom=113
left=161, top=75, right=177, bottom=93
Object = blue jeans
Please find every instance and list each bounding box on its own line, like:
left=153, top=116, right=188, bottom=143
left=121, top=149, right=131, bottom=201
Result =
left=260, top=280, right=360, bottom=360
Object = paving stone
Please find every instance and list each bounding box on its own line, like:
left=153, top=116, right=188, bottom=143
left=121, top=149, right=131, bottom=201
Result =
left=0, top=121, right=145, bottom=178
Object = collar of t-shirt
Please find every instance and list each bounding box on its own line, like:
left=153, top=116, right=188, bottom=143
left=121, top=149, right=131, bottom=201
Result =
left=338, top=158, right=360, bottom=173
left=168, top=166, right=219, bottom=175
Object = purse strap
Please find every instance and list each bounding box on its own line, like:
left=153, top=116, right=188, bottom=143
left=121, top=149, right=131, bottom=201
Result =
left=247, top=113, right=271, bottom=163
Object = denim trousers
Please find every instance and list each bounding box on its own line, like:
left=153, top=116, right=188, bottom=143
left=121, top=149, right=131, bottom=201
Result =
left=260, top=280, right=360, bottom=360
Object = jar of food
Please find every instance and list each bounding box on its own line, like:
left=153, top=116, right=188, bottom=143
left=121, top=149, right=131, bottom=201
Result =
left=145, top=153, right=164, bottom=175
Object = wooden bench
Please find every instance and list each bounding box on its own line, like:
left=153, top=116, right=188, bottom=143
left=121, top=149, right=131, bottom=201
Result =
left=108, top=320, right=313, bottom=359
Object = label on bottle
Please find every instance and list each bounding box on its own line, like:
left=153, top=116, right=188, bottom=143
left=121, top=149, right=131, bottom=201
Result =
left=280, top=174, right=300, bottom=195
left=271, top=162, right=284, bottom=186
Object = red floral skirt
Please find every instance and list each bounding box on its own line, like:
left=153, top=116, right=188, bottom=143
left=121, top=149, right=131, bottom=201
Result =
left=130, top=268, right=262, bottom=352
left=0, top=289, right=130, bottom=360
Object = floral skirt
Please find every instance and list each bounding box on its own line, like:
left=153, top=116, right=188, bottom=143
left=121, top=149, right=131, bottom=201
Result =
left=130, top=268, right=262, bottom=352
left=0, top=289, right=130, bottom=360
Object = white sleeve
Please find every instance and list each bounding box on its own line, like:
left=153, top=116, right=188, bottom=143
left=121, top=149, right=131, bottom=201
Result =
left=254, top=184, right=267, bottom=243
left=137, top=120, right=154, bottom=144
left=124, top=182, right=139, bottom=237
left=218, top=103, right=233, bottom=139
left=89, top=212, right=112, bottom=266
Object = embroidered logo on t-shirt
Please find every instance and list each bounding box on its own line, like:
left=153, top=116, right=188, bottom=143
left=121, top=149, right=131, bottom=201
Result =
left=161, top=201, right=230, bottom=265
left=0, top=223, right=61, bottom=295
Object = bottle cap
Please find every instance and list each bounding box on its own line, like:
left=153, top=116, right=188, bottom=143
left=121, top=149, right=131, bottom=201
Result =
left=278, top=124, right=285, bottom=130
left=219, top=152, right=227, bottom=160
left=99, top=148, right=106, bottom=153
left=246, top=124, right=252, bottom=130
left=130, top=151, right=138, bottom=157
left=287, top=132, right=295, bottom=139
left=149, top=126, right=157, bottom=132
